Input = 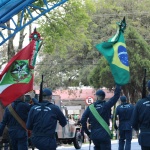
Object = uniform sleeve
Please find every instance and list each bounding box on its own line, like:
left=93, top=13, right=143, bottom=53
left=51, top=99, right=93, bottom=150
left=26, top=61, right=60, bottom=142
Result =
left=56, top=107, right=67, bottom=127
left=106, top=85, right=121, bottom=108
left=81, top=107, right=90, bottom=136
left=0, top=108, right=9, bottom=136
left=26, top=108, right=34, bottom=130
left=31, top=98, right=38, bottom=104
left=132, top=104, right=139, bottom=131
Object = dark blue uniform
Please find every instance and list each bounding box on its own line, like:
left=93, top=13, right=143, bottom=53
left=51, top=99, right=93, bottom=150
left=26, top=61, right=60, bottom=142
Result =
left=81, top=85, right=121, bottom=150
left=116, top=102, right=134, bottom=150
left=132, top=96, right=150, bottom=150
left=26, top=100, right=67, bottom=150
left=0, top=99, right=31, bottom=150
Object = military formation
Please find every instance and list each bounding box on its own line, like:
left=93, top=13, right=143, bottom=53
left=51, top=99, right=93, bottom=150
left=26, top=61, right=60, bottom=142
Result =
left=81, top=81, right=150, bottom=150
left=0, top=1, right=148, bottom=149
left=0, top=88, right=67, bottom=150
left=0, top=81, right=150, bottom=150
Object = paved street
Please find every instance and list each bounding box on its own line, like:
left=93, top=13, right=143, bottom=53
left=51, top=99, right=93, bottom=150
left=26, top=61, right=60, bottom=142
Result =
left=111, top=139, right=140, bottom=150
left=56, top=139, right=141, bottom=150
left=29, top=139, right=141, bottom=150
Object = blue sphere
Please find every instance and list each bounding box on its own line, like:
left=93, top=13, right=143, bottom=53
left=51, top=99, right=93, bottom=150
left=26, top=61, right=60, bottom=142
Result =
left=118, top=45, right=129, bottom=66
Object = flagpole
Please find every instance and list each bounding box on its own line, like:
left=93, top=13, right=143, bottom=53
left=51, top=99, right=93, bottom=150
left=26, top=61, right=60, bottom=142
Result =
left=29, top=28, right=43, bottom=103
left=39, top=75, right=43, bottom=103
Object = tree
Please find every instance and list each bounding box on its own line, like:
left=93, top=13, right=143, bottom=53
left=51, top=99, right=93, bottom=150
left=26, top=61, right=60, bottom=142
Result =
left=35, top=0, right=96, bottom=88
left=38, top=0, right=95, bottom=53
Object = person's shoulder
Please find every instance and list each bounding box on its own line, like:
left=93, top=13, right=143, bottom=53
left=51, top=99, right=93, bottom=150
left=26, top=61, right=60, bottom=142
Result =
left=93, top=100, right=104, bottom=106
left=127, top=104, right=134, bottom=110
left=90, top=102, right=95, bottom=106
left=129, top=103, right=134, bottom=106
left=23, top=101, right=30, bottom=105
left=137, top=98, right=147, bottom=103
left=17, top=101, right=30, bottom=107
left=134, top=98, right=147, bottom=106
left=30, top=102, right=42, bottom=109
left=50, top=103, right=60, bottom=109
left=128, top=103, right=134, bottom=108
left=88, top=103, right=95, bottom=108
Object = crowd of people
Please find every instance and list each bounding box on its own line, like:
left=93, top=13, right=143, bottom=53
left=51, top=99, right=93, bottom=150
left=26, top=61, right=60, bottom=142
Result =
left=0, top=81, right=150, bottom=150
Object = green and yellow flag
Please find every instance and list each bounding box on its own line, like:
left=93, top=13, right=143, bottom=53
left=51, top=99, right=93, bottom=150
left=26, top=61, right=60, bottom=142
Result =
left=95, top=17, right=130, bottom=85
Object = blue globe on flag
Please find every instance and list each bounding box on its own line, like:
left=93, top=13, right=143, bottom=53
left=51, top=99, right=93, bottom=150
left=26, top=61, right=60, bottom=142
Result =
left=118, top=45, right=129, bottom=67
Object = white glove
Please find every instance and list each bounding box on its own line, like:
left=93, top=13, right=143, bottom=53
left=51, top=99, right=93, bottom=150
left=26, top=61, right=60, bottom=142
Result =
left=29, top=91, right=35, bottom=98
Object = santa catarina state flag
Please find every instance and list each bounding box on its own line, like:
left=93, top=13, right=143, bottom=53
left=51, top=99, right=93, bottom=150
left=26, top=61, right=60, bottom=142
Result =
left=95, top=17, right=130, bottom=85
left=0, top=36, right=40, bottom=106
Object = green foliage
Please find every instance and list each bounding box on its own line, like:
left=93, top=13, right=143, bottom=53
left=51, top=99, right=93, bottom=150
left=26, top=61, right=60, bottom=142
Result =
left=88, top=57, right=113, bottom=89
left=38, top=0, right=94, bottom=55
left=125, top=26, right=150, bottom=100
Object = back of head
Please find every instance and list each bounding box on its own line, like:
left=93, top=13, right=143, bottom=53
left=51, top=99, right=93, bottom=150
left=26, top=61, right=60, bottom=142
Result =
left=120, top=96, right=127, bottom=103
left=42, top=88, right=52, bottom=100
left=147, top=80, right=150, bottom=92
left=96, top=90, right=105, bottom=100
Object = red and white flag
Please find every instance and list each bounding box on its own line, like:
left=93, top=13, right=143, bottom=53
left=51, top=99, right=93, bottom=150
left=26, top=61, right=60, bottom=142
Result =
left=0, top=31, right=41, bottom=106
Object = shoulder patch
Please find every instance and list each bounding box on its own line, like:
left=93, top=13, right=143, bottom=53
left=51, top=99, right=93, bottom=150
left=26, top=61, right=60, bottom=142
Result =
left=34, top=105, right=51, bottom=111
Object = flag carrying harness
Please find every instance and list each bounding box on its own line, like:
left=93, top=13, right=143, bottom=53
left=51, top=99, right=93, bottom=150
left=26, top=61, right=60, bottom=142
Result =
left=8, top=104, right=27, bottom=131
left=89, top=104, right=111, bottom=137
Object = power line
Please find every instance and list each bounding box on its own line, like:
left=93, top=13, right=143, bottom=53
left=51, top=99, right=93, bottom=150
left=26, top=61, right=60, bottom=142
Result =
left=36, top=63, right=99, bottom=66
left=93, top=39, right=150, bottom=41
left=93, top=11, right=150, bottom=17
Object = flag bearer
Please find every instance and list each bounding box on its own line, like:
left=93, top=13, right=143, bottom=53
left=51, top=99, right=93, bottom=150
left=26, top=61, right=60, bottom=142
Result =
left=81, top=85, right=121, bottom=150
left=0, top=94, right=33, bottom=150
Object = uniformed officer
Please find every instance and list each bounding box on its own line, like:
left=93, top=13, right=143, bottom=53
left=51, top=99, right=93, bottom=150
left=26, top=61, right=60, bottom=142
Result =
left=81, top=85, right=121, bottom=150
left=0, top=95, right=32, bottom=150
left=132, top=80, right=150, bottom=150
left=114, top=96, right=134, bottom=150
left=26, top=88, right=67, bottom=150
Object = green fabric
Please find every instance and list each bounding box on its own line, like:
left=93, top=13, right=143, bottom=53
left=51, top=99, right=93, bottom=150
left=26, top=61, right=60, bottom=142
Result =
left=89, top=104, right=111, bottom=137
left=0, top=60, right=32, bottom=85
left=31, top=41, right=40, bottom=66
left=95, top=17, right=130, bottom=85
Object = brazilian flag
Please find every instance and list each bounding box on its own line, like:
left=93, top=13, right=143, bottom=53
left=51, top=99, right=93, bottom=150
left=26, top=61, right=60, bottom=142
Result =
left=95, top=17, right=130, bottom=85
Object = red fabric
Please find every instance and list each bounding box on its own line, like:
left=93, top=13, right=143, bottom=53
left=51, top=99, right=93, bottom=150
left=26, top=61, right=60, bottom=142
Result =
left=0, top=40, right=36, bottom=106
